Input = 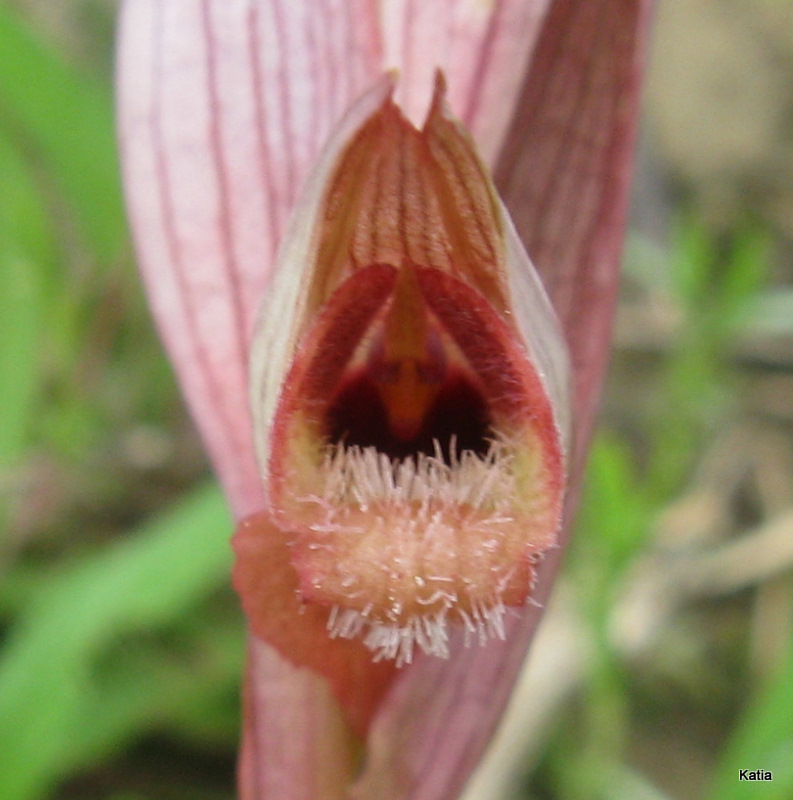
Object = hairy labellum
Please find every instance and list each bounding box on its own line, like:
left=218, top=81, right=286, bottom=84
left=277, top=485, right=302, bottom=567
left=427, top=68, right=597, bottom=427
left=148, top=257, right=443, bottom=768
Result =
left=233, top=74, right=569, bottom=670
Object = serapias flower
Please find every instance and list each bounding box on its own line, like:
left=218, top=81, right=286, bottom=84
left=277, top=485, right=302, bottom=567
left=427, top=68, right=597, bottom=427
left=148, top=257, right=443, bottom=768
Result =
left=233, top=73, right=569, bottom=672
left=118, top=1, right=653, bottom=797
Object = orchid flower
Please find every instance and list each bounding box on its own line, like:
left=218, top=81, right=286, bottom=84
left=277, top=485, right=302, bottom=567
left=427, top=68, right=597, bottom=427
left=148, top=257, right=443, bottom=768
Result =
left=117, top=2, right=653, bottom=799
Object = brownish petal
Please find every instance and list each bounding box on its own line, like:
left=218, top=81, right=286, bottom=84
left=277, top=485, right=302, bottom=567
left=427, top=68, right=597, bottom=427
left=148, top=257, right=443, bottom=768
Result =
left=232, top=511, right=396, bottom=739
left=496, top=0, right=654, bottom=473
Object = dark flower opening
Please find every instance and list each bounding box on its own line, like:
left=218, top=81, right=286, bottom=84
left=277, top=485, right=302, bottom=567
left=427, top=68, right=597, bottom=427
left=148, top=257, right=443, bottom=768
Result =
left=325, top=367, right=493, bottom=463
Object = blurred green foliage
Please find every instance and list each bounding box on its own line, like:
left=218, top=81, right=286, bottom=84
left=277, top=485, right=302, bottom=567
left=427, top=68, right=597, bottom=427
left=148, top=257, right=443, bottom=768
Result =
left=0, top=4, right=792, bottom=800
left=0, top=5, right=241, bottom=798
left=526, top=220, right=793, bottom=800
left=0, top=484, right=236, bottom=799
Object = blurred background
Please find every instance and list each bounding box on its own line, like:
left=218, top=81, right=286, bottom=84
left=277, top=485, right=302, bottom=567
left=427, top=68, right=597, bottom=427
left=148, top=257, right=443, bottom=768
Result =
left=0, top=1, right=791, bottom=799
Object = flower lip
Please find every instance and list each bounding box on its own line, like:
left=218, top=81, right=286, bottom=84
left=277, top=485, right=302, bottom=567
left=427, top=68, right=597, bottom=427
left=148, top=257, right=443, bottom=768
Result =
left=243, top=73, right=569, bottom=664
left=264, top=258, right=563, bottom=664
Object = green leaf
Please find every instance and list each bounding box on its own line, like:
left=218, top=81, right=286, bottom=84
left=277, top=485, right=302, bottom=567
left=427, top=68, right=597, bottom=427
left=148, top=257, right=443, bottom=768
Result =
left=0, top=128, right=57, bottom=268
left=718, top=224, right=770, bottom=328
left=669, top=218, right=713, bottom=310
left=0, top=252, right=40, bottom=470
left=0, top=252, right=40, bottom=466
left=0, top=132, right=51, bottom=468
left=706, top=635, right=793, bottom=800
left=575, top=435, right=650, bottom=583
left=0, top=6, right=125, bottom=263
left=0, top=484, right=234, bottom=800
